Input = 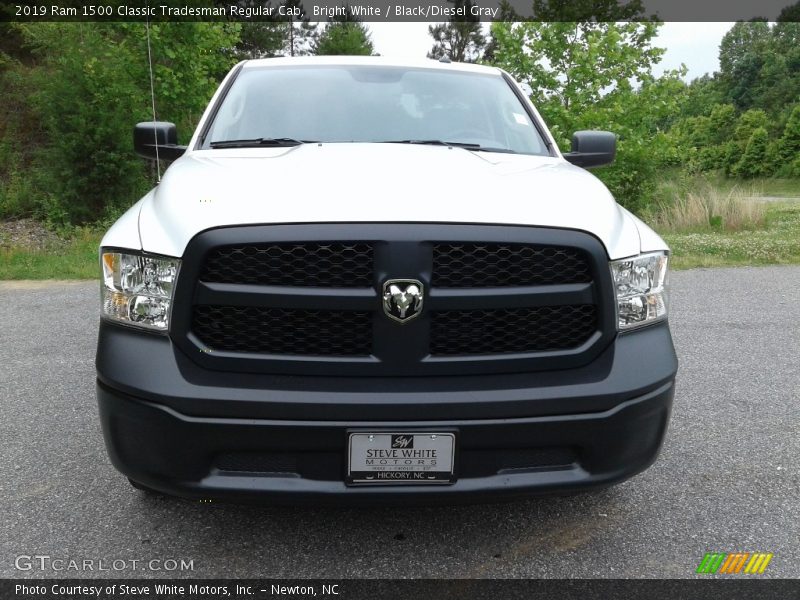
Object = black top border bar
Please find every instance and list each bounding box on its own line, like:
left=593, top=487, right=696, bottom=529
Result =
left=3, top=0, right=800, bottom=22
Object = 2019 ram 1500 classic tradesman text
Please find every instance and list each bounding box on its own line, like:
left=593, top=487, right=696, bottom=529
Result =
left=96, top=56, right=677, bottom=503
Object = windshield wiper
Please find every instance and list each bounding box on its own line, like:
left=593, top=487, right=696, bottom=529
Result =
left=209, top=137, right=312, bottom=149
left=381, top=139, right=517, bottom=154
left=382, top=139, right=481, bottom=149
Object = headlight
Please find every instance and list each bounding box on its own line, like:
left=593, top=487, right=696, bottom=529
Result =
left=101, top=250, right=180, bottom=331
left=610, top=251, right=668, bottom=330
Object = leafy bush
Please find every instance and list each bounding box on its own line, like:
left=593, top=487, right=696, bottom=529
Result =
left=724, top=109, right=770, bottom=175
left=732, top=127, right=772, bottom=178
left=0, top=46, right=46, bottom=219
left=777, top=104, right=800, bottom=176
left=1, top=23, right=240, bottom=225
left=20, top=25, right=154, bottom=223
left=592, top=134, right=668, bottom=215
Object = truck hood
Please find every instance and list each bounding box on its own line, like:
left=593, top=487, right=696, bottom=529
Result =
left=137, top=143, right=644, bottom=259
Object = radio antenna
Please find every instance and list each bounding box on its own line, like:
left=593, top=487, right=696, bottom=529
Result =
left=145, top=15, right=162, bottom=182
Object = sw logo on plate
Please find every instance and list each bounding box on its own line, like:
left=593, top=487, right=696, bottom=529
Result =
left=391, top=435, right=414, bottom=449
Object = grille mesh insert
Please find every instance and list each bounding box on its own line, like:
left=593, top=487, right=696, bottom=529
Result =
left=430, top=305, right=597, bottom=355
left=192, top=305, right=373, bottom=356
left=433, top=243, right=591, bottom=287
left=201, top=243, right=374, bottom=287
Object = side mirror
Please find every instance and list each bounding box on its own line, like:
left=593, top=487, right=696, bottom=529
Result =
left=133, top=122, right=186, bottom=161
left=563, top=130, right=616, bottom=168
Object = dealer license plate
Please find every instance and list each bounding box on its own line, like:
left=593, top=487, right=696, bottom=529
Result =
left=347, top=432, right=456, bottom=485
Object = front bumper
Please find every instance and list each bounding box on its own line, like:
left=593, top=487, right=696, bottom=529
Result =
left=96, top=321, right=677, bottom=504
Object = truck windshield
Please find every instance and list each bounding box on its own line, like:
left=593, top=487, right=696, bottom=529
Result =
left=203, top=65, right=550, bottom=156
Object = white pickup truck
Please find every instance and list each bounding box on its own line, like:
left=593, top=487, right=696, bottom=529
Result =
left=96, top=56, right=677, bottom=503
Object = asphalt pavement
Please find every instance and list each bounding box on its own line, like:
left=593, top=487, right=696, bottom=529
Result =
left=1, top=267, right=798, bottom=578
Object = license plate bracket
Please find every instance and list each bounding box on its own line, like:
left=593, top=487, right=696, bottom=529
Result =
left=346, top=431, right=456, bottom=485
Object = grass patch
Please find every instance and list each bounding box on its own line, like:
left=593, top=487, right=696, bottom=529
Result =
left=649, top=172, right=800, bottom=269
left=651, top=184, right=767, bottom=233
left=0, top=226, right=101, bottom=279
left=661, top=203, right=800, bottom=269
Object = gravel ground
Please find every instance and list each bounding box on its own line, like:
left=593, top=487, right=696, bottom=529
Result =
left=0, top=268, right=798, bottom=579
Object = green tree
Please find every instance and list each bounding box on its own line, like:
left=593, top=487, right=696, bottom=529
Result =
left=733, top=127, right=771, bottom=178
left=679, top=75, right=725, bottom=118
left=755, top=8, right=800, bottom=118
left=237, top=22, right=286, bottom=59
left=488, top=19, right=681, bottom=213
left=235, top=1, right=317, bottom=59
left=708, top=104, right=737, bottom=144
left=131, top=22, right=242, bottom=139
left=777, top=104, right=800, bottom=175
left=685, top=103, right=737, bottom=171
left=233, top=0, right=286, bottom=59
left=709, top=9, right=800, bottom=119
left=282, top=0, right=318, bottom=56
left=18, top=24, right=154, bottom=222
left=481, top=0, right=517, bottom=63
left=718, top=20, right=772, bottom=110
left=427, top=0, right=486, bottom=63
left=0, top=25, right=41, bottom=219
left=724, top=109, right=769, bottom=175
left=9, top=22, right=240, bottom=223
left=490, top=21, right=664, bottom=113
left=0, top=23, right=30, bottom=65
left=312, top=8, right=373, bottom=56
left=735, top=110, right=770, bottom=137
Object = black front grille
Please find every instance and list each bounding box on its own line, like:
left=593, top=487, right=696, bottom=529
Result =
left=433, top=243, right=591, bottom=287
left=176, top=225, right=613, bottom=376
left=430, top=305, right=597, bottom=355
left=201, top=242, right=374, bottom=287
left=192, top=306, right=372, bottom=356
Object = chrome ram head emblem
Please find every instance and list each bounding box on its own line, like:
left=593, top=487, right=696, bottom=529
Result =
left=382, top=279, right=424, bottom=323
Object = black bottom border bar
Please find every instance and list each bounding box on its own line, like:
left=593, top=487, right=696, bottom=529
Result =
left=5, top=579, right=800, bottom=600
